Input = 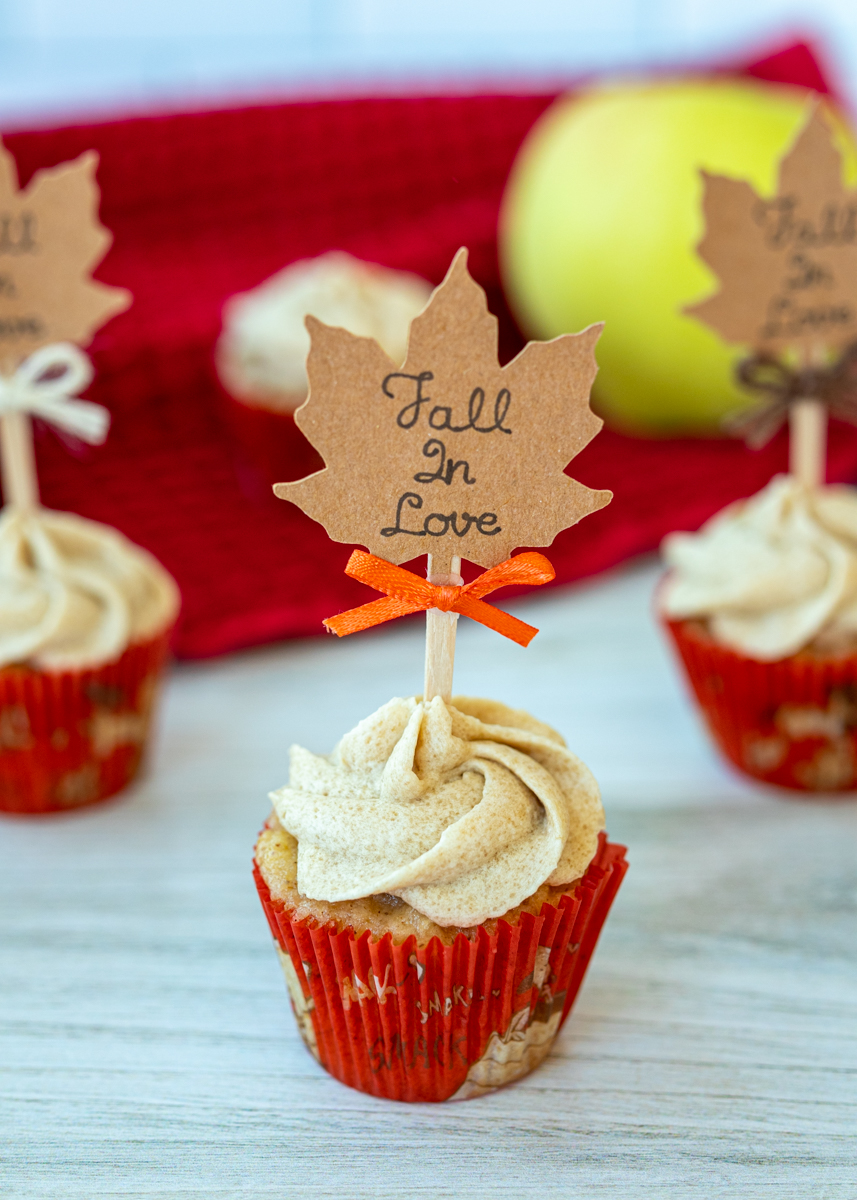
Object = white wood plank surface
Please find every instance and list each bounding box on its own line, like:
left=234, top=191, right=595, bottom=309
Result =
left=2, top=558, right=856, bottom=1199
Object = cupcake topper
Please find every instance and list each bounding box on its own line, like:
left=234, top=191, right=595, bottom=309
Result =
left=275, top=249, right=611, bottom=701
left=0, top=142, right=130, bottom=510
left=686, top=102, right=857, bottom=488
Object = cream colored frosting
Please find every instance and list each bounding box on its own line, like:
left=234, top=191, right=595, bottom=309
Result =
left=662, top=474, right=857, bottom=660
left=270, top=695, right=604, bottom=928
left=0, top=507, right=180, bottom=670
left=217, top=251, right=433, bottom=410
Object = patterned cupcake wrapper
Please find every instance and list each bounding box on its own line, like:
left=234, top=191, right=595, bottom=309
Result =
left=0, top=626, right=174, bottom=815
left=254, top=833, right=627, bottom=1103
left=664, top=615, right=857, bottom=792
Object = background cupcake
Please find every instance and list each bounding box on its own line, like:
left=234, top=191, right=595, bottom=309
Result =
left=215, top=252, right=433, bottom=486
left=0, top=506, right=179, bottom=814
left=0, top=137, right=181, bottom=814
left=655, top=103, right=857, bottom=793
left=661, top=474, right=857, bottom=791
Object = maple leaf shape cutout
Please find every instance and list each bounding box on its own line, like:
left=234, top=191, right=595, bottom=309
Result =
left=275, top=248, right=611, bottom=574
left=686, top=104, right=857, bottom=355
left=0, top=142, right=130, bottom=372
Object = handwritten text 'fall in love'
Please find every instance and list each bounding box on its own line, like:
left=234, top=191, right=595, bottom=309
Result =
left=379, top=370, right=510, bottom=541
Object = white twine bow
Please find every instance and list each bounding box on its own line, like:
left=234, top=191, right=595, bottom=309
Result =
left=0, top=343, right=109, bottom=444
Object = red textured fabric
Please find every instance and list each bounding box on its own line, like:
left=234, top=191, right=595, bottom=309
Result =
left=741, top=38, right=839, bottom=97
left=1, top=40, right=847, bottom=659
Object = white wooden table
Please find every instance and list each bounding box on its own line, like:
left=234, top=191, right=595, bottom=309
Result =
left=2, top=559, right=856, bottom=1198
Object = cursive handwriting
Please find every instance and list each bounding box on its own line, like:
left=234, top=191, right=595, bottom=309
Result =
left=383, top=371, right=512, bottom=435
left=413, top=438, right=476, bottom=486
left=754, top=196, right=857, bottom=251
left=381, top=491, right=500, bottom=539
left=784, top=252, right=834, bottom=291
left=0, top=315, right=43, bottom=339
left=0, top=213, right=38, bottom=256
left=761, top=293, right=853, bottom=341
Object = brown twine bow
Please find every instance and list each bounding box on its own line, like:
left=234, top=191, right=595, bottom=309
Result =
left=726, top=341, right=857, bottom=448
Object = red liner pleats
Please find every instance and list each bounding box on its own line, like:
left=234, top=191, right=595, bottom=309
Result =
left=254, top=833, right=628, bottom=1102
left=664, top=615, right=857, bottom=792
left=0, top=625, right=174, bottom=815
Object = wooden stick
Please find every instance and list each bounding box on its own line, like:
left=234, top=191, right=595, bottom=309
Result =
left=424, top=554, right=461, bottom=704
left=789, top=398, right=826, bottom=488
left=0, top=411, right=39, bottom=510
left=789, top=344, right=827, bottom=490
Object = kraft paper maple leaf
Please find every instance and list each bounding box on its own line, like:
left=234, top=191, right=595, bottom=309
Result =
left=0, top=141, right=130, bottom=372
left=686, top=105, right=857, bottom=355
left=275, top=248, right=611, bottom=573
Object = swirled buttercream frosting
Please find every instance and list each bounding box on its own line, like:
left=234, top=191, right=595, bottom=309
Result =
left=270, top=695, right=604, bottom=928
left=217, top=251, right=433, bottom=410
left=0, top=507, right=180, bottom=670
left=662, top=474, right=857, bottom=660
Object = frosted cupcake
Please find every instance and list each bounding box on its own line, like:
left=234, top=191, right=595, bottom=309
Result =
left=0, top=507, right=180, bottom=814
left=254, top=694, right=627, bottom=1101
left=215, top=253, right=433, bottom=483
left=661, top=474, right=857, bottom=790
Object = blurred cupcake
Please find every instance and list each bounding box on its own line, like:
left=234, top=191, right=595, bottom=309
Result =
left=0, top=507, right=180, bottom=814
left=215, top=252, right=433, bottom=486
left=660, top=474, right=857, bottom=791
left=253, top=694, right=627, bottom=1102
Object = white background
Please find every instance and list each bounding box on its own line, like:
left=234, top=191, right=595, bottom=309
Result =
left=0, top=0, right=856, bottom=125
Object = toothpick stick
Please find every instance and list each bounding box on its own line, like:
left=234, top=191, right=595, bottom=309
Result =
left=789, top=345, right=827, bottom=490
left=0, top=411, right=39, bottom=509
left=424, top=554, right=461, bottom=703
left=789, top=399, right=826, bottom=488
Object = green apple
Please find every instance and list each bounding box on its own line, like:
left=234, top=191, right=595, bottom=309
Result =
left=500, top=80, right=857, bottom=436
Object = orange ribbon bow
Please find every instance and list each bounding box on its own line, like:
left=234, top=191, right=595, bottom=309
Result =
left=324, top=550, right=556, bottom=647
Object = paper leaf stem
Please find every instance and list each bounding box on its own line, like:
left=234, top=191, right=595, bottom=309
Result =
left=275, top=249, right=611, bottom=575
left=686, top=105, right=857, bottom=355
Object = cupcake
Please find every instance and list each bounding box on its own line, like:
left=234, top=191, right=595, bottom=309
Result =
left=215, top=252, right=433, bottom=484
left=254, top=694, right=627, bottom=1101
left=0, top=506, right=180, bottom=814
left=660, top=473, right=857, bottom=791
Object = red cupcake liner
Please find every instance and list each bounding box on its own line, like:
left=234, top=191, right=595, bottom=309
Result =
left=664, top=615, right=857, bottom=792
left=213, top=372, right=323, bottom=495
left=254, top=832, right=627, bottom=1102
left=0, top=625, right=174, bottom=815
